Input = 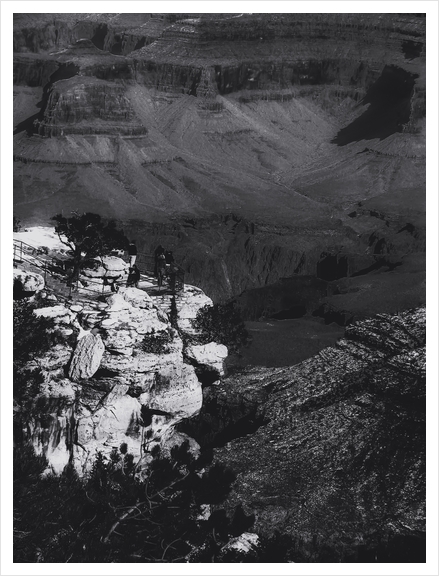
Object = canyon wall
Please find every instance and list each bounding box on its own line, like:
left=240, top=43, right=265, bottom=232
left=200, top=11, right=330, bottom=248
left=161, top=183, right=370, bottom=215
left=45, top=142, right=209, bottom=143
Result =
left=13, top=13, right=426, bottom=308
left=180, top=307, right=426, bottom=561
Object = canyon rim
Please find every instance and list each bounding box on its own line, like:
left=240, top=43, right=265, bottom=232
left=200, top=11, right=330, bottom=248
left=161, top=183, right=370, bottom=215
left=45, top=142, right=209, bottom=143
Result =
left=5, top=3, right=437, bottom=572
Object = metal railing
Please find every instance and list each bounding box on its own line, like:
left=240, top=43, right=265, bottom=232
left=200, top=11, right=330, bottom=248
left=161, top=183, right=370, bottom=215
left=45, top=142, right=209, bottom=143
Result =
left=13, top=240, right=185, bottom=300
left=133, top=250, right=185, bottom=293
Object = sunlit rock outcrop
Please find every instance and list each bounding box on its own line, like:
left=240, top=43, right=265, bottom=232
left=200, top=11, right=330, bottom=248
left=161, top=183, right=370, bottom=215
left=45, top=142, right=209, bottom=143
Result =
left=17, top=274, right=227, bottom=475
left=68, top=332, right=105, bottom=380
left=13, top=268, right=45, bottom=295
left=186, top=342, right=228, bottom=376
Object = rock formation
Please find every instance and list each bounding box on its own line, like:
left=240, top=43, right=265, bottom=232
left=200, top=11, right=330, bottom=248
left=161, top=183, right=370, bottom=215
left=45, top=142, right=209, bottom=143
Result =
left=13, top=14, right=426, bottom=316
left=186, top=342, right=228, bottom=377
left=18, top=279, right=225, bottom=476
left=13, top=268, right=45, bottom=296
left=68, top=332, right=105, bottom=380
left=11, top=12, right=428, bottom=562
left=180, top=307, right=426, bottom=561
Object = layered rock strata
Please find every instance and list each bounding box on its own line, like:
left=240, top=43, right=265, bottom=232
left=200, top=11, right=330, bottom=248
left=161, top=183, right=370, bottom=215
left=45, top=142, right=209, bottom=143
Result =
left=181, top=307, right=426, bottom=561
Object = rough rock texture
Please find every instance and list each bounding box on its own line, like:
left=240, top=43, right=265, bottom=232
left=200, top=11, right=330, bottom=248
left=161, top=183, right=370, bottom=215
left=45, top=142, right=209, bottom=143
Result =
left=34, top=304, right=74, bottom=323
left=13, top=14, right=425, bottom=317
left=18, top=279, right=222, bottom=475
left=24, top=379, right=76, bottom=475
left=68, top=333, right=105, bottom=380
left=13, top=268, right=45, bottom=294
left=140, top=364, right=202, bottom=419
left=186, top=342, right=228, bottom=376
left=35, top=76, right=147, bottom=137
left=219, top=532, right=260, bottom=561
left=81, top=255, right=128, bottom=278
left=182, top=308, right=426, bottom=562
left=74, top=383, right=142, bottom=473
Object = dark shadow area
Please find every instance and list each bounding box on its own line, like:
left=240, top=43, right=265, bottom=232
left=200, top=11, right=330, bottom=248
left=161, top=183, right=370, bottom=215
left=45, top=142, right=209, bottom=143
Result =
left=134, top=37, right=146, bottom=51
left=350, top=259, right=388, bottom=277
left=13, top=280, right=33, bottom=300
left=332, top=65, right=417, bottom=145
left=402, top=40, right=423, bottom=60
left=271, top=305, right=307, bottom=320
left=312, top=304, right=354, bottom=326
left=109, top=35, right=123, bottom=55
left=197, top=410, right=270, bottom=450
left=92, top=367, right=120, bottom=379
left=194, top=366, right=222, bottom=387
left=14, top=62, right=80, bottom=136
left=317, top=254, right=349, bottom=281
left=13, top=112, right=40, bottom=136
left=91, top=24, right=108, bottom=50
left=355, top=531, right=425, bottom=563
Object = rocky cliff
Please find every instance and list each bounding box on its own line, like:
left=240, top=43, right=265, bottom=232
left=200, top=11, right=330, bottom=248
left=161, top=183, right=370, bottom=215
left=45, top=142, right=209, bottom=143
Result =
left=15, top=268, right=225, bottom=476
left=180, top=307, right=426, bottom=561
left=13, top=227, right=426, bottom=562
left=13, top=13, right=425, bottom=312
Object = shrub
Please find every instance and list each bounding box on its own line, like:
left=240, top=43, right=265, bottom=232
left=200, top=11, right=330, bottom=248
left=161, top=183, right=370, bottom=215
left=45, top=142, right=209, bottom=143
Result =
left=13, top=301, right=60, bottom=367
left=13, top=442, right=239, bottom=563
left=140, top=329, right=173, bottom=354
left=191, top=302, right=249, bottom=353
left=51, top=212, right=128, bottom=284
left=13, top=215, right=22, bottom=232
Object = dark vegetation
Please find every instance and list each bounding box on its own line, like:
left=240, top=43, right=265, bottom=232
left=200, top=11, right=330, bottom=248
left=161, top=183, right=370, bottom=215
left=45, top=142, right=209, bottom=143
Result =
left=13, top=215, right=22, bottom=232
left=140, top=329, right=174, bottom=355
left=13, top=440, right=274, bottom=563
left=13, top=300, right=63, bottom=406
left=51, top=212, right=128, bottom=285
left=190, top=302, right=250, bottom=353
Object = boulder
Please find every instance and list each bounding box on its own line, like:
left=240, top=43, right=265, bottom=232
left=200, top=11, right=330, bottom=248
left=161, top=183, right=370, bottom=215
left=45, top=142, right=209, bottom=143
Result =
left=82, top=256, right=128, bottom=278
left=140, top=364, right=202, bottom=419
left=68, top=333, right=105, bottom=380
left=34, top=304, right=73, bottom=324
left=219, top=533, right=260, bottom=561
left=13, top=269, right=45, bottom=294
left=186, top=342, right=228, bottom=376
left=175, top=286, right=213, bottom=334
left=104, top=329, right=135, bottom=355
left=119, top=287, right=153, bottom=308
left=105, top=292, right=132, bottom=312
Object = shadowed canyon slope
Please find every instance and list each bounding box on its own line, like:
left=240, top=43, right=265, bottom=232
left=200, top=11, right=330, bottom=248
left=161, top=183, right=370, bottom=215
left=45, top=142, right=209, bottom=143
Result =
left=14, top=13, right=425, bottom=309
left=180, top=307, right=426, bottom=561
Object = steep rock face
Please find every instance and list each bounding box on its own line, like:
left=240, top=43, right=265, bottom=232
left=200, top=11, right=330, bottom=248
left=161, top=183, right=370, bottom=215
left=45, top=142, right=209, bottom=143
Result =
left=184, top=308, right=426, bottom=561
left=73, top=383, right=142, bottom=473
left=13, top=14, right=169, bottom=55
left=23, top=379, right=76, bottom=475
left=17, top=281, right=226, bottom=475
left=186, top=342, right=228, bottom=376
left=36, top=77, right=147, bottom=137
left=140, top=364, right=202, bottom=418
left=13, top=14, right=425, bottom=317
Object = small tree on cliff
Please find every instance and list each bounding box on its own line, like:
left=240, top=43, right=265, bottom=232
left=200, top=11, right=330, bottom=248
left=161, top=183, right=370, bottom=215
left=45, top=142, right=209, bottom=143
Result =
left=191, top=302, right=249, bottom=353
left=52, top=212, right=128, bottom=283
